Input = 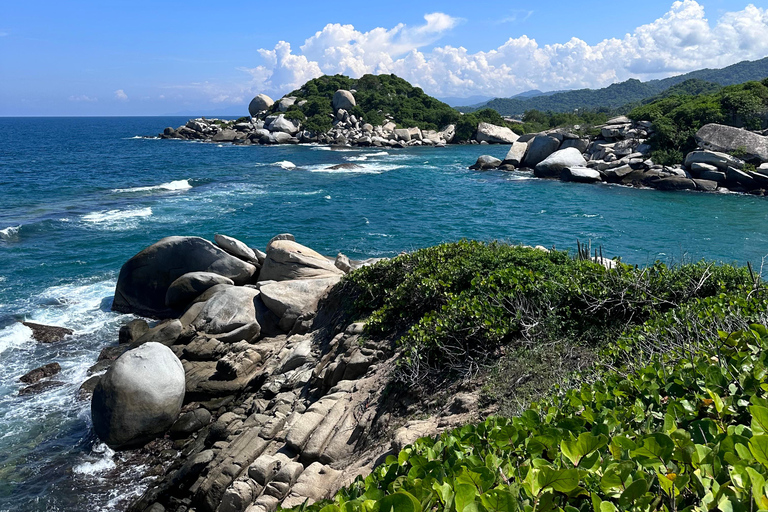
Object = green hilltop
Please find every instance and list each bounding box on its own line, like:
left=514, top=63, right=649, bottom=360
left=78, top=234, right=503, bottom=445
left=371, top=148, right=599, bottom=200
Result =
left=459, top=57, right=768, bottom=116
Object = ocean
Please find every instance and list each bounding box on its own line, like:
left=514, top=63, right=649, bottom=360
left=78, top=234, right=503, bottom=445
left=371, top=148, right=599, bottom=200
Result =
left=0, top=116, right=767, bottom=510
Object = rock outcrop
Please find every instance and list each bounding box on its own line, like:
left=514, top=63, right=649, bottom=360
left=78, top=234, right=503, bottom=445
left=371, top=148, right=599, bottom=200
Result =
left=112, top=236, right=258, bottom=318
left=695, top=123, right=768, bottom=163
left=91, top=342, right=185, bottom=450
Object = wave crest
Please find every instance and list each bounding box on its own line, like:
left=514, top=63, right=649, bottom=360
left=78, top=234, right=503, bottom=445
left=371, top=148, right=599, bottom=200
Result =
left=111, top=179, right=192, bottom=194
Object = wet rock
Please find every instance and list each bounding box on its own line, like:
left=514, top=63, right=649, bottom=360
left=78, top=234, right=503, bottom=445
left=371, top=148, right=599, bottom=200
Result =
left=170, top=408, right=212, bottom=438
left=469, top=155, right=502, bottom=170
left=19, top=380, right=66, bottom=395
left=19, top=362, right=61, bottom=384
left=22, top=322, right=73, bottom=343
left=78, top=375, right=101, bottom=400
left=119, top=319, right=149, bottom=344
left=91, top=342, right=185, bottom=450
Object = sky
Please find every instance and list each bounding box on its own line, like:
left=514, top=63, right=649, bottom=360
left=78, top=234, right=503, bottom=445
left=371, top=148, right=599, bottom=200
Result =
left=1, top=0, right=767, bottom=116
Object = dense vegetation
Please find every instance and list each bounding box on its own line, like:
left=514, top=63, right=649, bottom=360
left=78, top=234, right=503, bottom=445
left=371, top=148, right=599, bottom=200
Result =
left=629, top=79, right=768, bottom=165
left=276, top=74, right=459, bottom=134
left=512, top=111, right=610, bottom=136
left=459, top=57, right=768, bottom=117
left=287, top=241, right=767, bottom=512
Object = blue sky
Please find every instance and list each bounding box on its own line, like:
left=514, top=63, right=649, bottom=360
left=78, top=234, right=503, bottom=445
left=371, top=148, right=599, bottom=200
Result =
left=1, top=0, right=766, bottom=115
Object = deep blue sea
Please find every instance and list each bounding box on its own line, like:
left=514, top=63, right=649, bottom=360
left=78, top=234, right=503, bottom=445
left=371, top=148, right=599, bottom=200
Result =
left=1, top=117, right=767, bottom=510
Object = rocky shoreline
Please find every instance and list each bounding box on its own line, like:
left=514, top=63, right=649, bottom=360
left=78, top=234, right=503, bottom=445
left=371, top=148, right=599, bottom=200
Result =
left=78, top=233, right=481, bottom=512
left=470, top=118, right=768, bottom=195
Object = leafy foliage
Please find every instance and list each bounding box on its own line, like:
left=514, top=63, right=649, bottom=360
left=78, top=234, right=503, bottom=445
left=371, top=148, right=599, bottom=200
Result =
left=629, top=79, right=768, bottom=164
left=334, top=241, right=751, bottom=389
left=277, top=74, right=461, bottom=133
left=290, top=322, right=768, bottom=512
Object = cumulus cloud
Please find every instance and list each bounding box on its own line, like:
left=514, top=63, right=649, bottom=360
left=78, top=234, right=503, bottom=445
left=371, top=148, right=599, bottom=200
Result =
left=238, top=1, right=768, bottom=100
left=114, top=89, right=128, bottom=101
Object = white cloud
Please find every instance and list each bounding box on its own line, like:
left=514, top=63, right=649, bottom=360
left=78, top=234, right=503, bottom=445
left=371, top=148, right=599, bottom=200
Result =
left=68, top=95, right=98, bottom=102
left=114, top=89, right=128, bottom=101
left=233, top=1, right=768, bottom=100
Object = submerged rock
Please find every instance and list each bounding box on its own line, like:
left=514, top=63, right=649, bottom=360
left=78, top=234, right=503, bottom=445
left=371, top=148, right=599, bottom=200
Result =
left=469, top=155, right=502, bottom=170
left=91, top=342, right=185, bottom=450
left=19, top=362, right=61, bottom=384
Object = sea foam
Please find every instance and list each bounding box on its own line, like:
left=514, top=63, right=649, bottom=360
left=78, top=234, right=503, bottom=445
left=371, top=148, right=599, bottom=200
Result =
left=81, top=207, right=152, bottom=230
left=0, top=225, right=21, bottom=241
left=111, top=179, right=192, bottom=194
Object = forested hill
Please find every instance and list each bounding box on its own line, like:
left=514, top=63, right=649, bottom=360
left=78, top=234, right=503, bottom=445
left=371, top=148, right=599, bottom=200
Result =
left=459, top=57, right=768, bottom=116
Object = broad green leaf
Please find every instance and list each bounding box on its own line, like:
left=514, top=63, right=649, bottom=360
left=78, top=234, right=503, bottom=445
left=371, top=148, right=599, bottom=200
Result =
left=750, top=435, right=768, bottom=466
left=376, top=491, right=422, bottom=512
left=535, top=467, right=580, bottom=495
left=600, top=501, right=617, bottom=512
left=454, top=483, right=477, bottom=512
left=457, top=467, right=495, bottom=494
left=319, top=505, right=341, bottom=512
left=619, top=478, right=649, bottom=507
left=746, top=467, right=768, bottom=510
left=480, top=489, right=518, bottom=512
left=631, top=433, right=675, bottom=463
left=751, top=405, right=768, bottom=434
left=560, top=432, right=608, bottom=467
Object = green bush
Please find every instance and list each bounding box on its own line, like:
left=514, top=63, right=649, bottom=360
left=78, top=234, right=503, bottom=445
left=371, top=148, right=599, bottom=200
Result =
left=335, top=241, right=751, bottom=388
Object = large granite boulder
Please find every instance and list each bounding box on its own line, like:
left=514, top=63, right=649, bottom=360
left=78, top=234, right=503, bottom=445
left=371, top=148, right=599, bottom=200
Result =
left=190, top=285, right=262, bottom=335
left=269, top=115, right=300, bottom=135
left=684, top=150, right=744, bottom=171
left=502, top=141, right=528, bottom=167
left=259, top=240, right=343, bottom=282
left=165, top=272, right=235, bottom=309
left=522, top=135, right=561, bottom=168
left=248, top=94, right=274, bottom=117
left=332, top=90, right=356, bottom=111
left=475, top=123, right=519, bottom=144
left=695, top=123, right=768, bottom=163
left=534, top=148, right=587, bottom=178
left=112, top=236, right=258, bottom=318
left=91, top=342, right=185, bottom=450
left=259, top=276, right=342, bottom=331
left=214, top=234, right=258, bottom=264
left=561, top=167, right=602, bottom=183
left=469, top=155, right=502, bottom=170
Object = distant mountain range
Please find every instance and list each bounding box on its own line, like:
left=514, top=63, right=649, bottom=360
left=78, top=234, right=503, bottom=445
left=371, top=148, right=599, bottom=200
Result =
left=458, top=57, right=768, bottom=116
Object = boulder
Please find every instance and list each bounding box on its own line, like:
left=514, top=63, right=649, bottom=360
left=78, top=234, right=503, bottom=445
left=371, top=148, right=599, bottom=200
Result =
left=212, top=130, right=238, bottom=143
left=652, top=177, right=698, bottom=191
left=269, top=132, right=293, bottom=144
left=113, top=237, right=256, bottom=318
left=22, top=322, right=73, bottom=343
left=165, top=272, right=235, bottom=309
left=214, top=234, right=258, bottom=263
left=91, top=342, right=185, bottom=450
left=248, top=94, right=274, bottom=116
left=259, top=240, right=343, bottom=282
left=534, top=148, right=587, bottom=178
left=393, top=129, right=411, bottom=142
left=475, top=123, right=519, bottom=144
left=605, top=115, right=631, bottom=125
left=469, top=155, right=502, bottom=170
left=269, top=115, right=299, bottom=135
left=119, top=319, right=149, bottom=344
left=332, top=90, right=356, bottom=111
left=560, top=138, right=589, bottom=153
left=684, top=150, right=744, bottom=171
left=190, top=285, right=262, bottom=335
left=19, top=362, right=61, bottom=384
left=259, top=277, right=342, bottom=330
left=695, top=123, right=768, bottom=162
left=502, top=141, right=528, bottom=167
left=522, top=135, right=561, bottom=168
left=561, top=167, right=602, bottom=183
left=277, top=96, right=297, bottom=112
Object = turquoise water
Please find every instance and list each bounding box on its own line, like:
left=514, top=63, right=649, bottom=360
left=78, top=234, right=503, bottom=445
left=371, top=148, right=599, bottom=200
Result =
left=0, top=117, right=767, bottom=509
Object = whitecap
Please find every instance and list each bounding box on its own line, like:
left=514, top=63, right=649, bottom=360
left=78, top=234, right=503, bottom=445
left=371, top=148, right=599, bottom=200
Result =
left=324, top=195, right=331, bottom=200
left=81, top=207, right=152, bottom=230
left=0, top=225, right=21, bottom=241
left=307, top=163, right=403, bottom=175
left=111, top=179, right=193, bottom=194
left=73, top=443, right=116, bottom=475
left=274, top=161, right=296, bottom=170
left=0, top=323, right=33, bottom=355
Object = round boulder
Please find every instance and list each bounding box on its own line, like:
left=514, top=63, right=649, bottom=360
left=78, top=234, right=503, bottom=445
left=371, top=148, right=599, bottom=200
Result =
left=112, top=236, right=257, bottom=318
left=165, top=271, right=235, bottom=309
left=332, top=90, right=356, bottom=111
left=534, top=147, right=587, bottom=178
left=91, top=342, right=185, bottom=450
left=248, top=94, right=274, bottom=117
